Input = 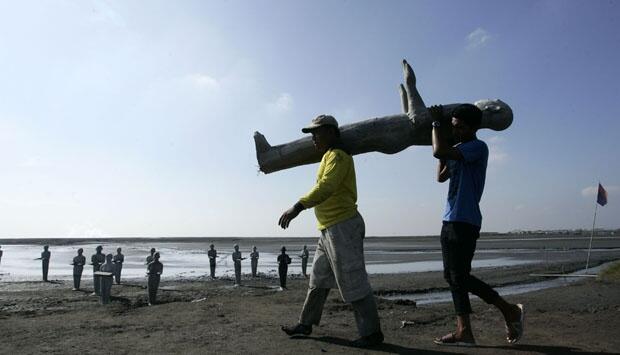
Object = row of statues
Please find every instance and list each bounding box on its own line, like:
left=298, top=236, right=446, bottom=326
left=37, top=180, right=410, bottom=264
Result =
left=20, top=244, right=312, bottom=304
left=208, top=244, right=310, bottom=289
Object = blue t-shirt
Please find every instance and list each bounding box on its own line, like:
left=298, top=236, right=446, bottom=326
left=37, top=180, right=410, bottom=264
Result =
left=443, top=139, right=488, bottom=227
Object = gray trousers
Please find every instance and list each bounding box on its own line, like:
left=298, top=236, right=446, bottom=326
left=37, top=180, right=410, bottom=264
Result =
left=73, top=268, right=83, bottom=289
left=299, top=213, right=381, bottom=336
left=93, top=274, right=101, bottom=295
left=100, top=276, right=113, bottom=304
left=300, top=288, right=381, bottom=337
left=210, top=262, right=216, bottom=278
left=114, top=264, right=123, bottom=284
left=234, top=263, right=241, bottom=284
left=148, top=274, right=160, bottom=304
left=251, top=259, right=258, bottom=277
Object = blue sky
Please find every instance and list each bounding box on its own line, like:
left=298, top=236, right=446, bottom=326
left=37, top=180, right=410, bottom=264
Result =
left=0, top=0, right=618, bottom=238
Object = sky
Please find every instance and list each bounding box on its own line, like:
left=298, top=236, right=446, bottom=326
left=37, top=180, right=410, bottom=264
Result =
left=0, top=0, right=618, bottom=238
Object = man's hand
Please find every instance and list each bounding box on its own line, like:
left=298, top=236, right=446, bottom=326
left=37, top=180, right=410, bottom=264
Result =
left=278, top=202, right=305, bottom=229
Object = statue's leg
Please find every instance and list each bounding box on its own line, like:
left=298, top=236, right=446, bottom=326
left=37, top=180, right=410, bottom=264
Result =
left=402, top=59, right=429, bottom=125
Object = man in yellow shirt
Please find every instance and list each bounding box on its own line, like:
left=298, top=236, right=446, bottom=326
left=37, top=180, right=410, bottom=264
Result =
left=279, top=115, right=383, bottom=348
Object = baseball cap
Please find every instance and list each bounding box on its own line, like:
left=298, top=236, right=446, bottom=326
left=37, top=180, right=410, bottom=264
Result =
left=301, top=114, right=339, bottom=133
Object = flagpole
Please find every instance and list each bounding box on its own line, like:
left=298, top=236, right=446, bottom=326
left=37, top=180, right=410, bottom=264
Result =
left=585, top=200, right=598, bottom=273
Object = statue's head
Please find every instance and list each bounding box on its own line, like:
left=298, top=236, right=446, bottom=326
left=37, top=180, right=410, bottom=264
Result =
left=117, top=247, right=122, bottom=253
left=106, top=254, right=113, bottom=262
left=253, top=246, right=257, bottom=251
left=150, top=248, right=156, bottom=254
left=234, top=244, right=239, bottom=251
left=96, top=245, right=103, bottom=252
left=474, top=99, right=513, bottom=131
left=281, top=246, right=287, bottom=253
left=44, top=245, right=49, bottom=250
left=78, top=248, right=83, bottom=254
left=210, top=244, right=215, bottom=249
left=154, top=252, right=160, bottom=261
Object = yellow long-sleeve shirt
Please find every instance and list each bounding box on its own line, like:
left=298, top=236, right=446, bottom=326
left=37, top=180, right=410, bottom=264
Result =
left=299, top=148, right=358, bottom=230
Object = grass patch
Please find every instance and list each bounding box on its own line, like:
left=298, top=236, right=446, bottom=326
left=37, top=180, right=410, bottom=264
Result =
left=600, top=260, right=620, bottom=281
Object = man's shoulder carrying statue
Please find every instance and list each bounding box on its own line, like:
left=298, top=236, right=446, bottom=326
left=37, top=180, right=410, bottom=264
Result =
left=254, top=60, right=513, bottom=173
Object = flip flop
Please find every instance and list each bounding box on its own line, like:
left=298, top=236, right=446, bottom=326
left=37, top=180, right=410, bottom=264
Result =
left=505, top=303, right=525, bottom=344
left=433, top=333, right=476, bottom=347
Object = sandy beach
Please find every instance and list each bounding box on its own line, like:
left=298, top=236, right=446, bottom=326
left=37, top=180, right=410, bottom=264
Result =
left=1, top=250, right=619, bottom=354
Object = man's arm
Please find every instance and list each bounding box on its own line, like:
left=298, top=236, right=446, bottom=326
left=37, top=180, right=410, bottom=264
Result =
left=430, top=105, right=463, bottom=161
left=437, top=159, right=450, bottom=183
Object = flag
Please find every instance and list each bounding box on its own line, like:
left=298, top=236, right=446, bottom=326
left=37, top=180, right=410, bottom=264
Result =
left=597, top=183, right=608, bottom=206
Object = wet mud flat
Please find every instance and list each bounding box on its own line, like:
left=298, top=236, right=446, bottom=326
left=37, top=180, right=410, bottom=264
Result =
left=1, top=258, right=619, bottom=354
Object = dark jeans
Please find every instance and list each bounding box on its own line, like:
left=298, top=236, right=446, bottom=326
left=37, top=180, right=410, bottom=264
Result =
left=440, top=221, right=499, bottom=315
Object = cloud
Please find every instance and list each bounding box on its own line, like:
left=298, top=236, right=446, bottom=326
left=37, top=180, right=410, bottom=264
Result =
left=581, top=184, right=619, bottom=197
left=19, top=157, right=51, bottom=168
left=187, top=73, right=220, bottom=90
left=266, top=93, right=293, bottom=114
left=466, top=28, right=493, bottom=49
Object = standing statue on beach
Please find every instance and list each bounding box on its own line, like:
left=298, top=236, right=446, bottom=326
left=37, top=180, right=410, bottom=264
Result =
left=113, top=247, right=124, bottom=285
left=299, top=245, right=309, bottom=278
left=253, top=60, right=513, bottom=174
left=39, top=245, right=51, bottom=282
left=98, top=254, right=116, bottom=305
left=0, top=245, right=3, bottom=266
left=208, top=244, right=217, bottom=278
left=91, top=246, right=105, bottom=296
left=147, top=252, right=163, bottom=306
left=72, top=248, right=86, bottom=291
left=231, top=244, right=245, bottom=286
left=250, top=246, right=259, bottom=278
left=277, top=246, right=292, bottom=290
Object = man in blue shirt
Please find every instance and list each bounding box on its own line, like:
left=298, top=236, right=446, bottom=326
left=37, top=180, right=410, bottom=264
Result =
left=431, top=104, right=524, bottom=346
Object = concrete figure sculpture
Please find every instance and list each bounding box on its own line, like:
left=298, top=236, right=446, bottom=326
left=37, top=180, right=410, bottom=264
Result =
left=254, top=60, right=513, bottom=174
left=72, top=248, right=86, bottom=290
left=113, top=248, right=124, bottom=284
left=208, top=244, right=217, bottom=278
left=146, top=248, right=156, bottom=265
left=147, top=252, right=163, bottom=305
left=91, top=246, right=105, bottom=296
left=231, top=244, right=245, bottom=286
left=98, top=254, right=116, bottom=305
left=39, top=245, right=51, bottom=282
left=299, top=245, right=309, bottom=278
left=277, top=246, right=292, bottom=290
left=250, top=246, right=259, bottom=278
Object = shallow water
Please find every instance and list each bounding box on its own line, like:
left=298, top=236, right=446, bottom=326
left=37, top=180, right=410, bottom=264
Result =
left=381, top=262, right=611, bottom=305
left=0, top=239, right=617, bottom=282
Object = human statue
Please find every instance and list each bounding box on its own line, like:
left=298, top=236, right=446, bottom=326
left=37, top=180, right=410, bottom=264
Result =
left=207, top=244, right=217, bottom=278
left=91, top=245, right=105, bottom=296
left=277, top=246, right=292, bottom=290
left=71, top=248, right=86, bottom=290
left=113, top=247, right=124, bottom=284
left=0, top=245, right=3, bottom=266
left=231, top=244, right=246, bottom=286
left=253, top=59, right=513, bottom=174
left=250, top=246, right=259, bottom=278
left=98, top=254, right=116, bottom=305
left=147, top=252, right=163, bottom=306
left=299, top=245, right=309, bottom=278
left=146, top=248, right=156, bottom=265
left=39, top=245, right=51, bottom=282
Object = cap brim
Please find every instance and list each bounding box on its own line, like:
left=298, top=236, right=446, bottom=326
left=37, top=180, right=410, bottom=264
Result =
left=301, top=125, right=319, bottom=133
